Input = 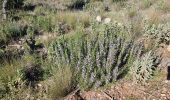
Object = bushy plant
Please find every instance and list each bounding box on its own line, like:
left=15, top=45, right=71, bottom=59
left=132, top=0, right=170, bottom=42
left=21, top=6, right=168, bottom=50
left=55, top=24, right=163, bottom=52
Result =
left=0, top=22, right=27, bottom=43
left=44, top=66, right=75, bottom=99
left=70, top=0, right=90, bottom=9
left=57, top=22, right=71, bottom=35
left=156, top=0, right=170, bottom=13
left=84, top=2, right=105, bottom=14
left=30, top=16, right=54, bottom=32
left=1, top=79, right=47, bottom=99
left=49, top=24, right=143, bottom=89
left=0, top=53, right=53, bottom=99
left=140, top=0, right=154, bottom=9
left=0, top=60, right=23, bottom=99
left=0, top=22, right=27, bottom=61
left=6, top=0, right=25, bottom=9
left=21, top=63, right=45, bottom=86
left=131, top=51, right=160, bottom=85
left=143, top=23, right=170, bottom=46
left=26, top=25, right=37, bottom=37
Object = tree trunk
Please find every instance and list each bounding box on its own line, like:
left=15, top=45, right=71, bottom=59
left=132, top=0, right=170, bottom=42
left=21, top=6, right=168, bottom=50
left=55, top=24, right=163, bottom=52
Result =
left=2, top=0, right=7, bottom=20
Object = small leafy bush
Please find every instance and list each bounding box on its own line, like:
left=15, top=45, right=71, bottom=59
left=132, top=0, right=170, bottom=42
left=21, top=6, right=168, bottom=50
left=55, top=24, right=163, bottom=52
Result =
left=140, top=0, right=153, bottom=9
left=0, top=22, right=27, bottom=43
left=84, top=2, right=105, bottom=14
left=31, top=16, right=55, bottom=32
left=143, top=23, right=170, bottom=46
left=6, top=0, right=25, bottom=9
left=156, top=0, right=170, bottom=13
left=20, top=63, right=45, bottom=86
left=131, top=51, right=160, bottom=85
left=58, top=22, right=71, bottom=35
left=69, top=0, right=90, bottom=9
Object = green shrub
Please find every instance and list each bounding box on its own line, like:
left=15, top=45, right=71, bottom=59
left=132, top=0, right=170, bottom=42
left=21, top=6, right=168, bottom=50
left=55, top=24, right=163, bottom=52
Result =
left=0, top=60, right=23, bottom=99
left=156, top=0, right=170, bottom=13
left=49, top=24, right=143, bottom=89
left=26, top=25, right=37, bottom=37
left=112, top=0, right=127, bottom=3
left=84, top=2, right=105, bottom=14
left=141, top=0, right=153, bottom=9
left=130, top=51, right=160, bottom=85
left=70, top=0, right=90, bottom=9
left=0, top=22, right=27, bottom=43
left=20, top=63, right=45, bottom=86
left=30, top=16, right=55, bottom=32
left=6, top=0, right=25, bottom=9
left=143, top=23, right=170, bottom=46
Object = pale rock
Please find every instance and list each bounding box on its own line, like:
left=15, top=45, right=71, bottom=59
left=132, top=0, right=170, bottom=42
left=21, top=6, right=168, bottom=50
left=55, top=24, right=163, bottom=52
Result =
left=161, top=94, right=166, bottom=97
left=118, top=22, right=122, bottom=26
left=96, top=16, right=102, bottom=22
left=104, top=18, right=111, bottom=24
left=37, top=83, right=42, bottom=87
left=164, top=80, right=169, bottom=83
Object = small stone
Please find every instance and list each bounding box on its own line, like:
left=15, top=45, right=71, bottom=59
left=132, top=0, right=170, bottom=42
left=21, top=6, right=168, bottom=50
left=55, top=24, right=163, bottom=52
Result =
left=96, top=16, right=102, bottom=22
left=167, top=45, right=170, bottom=52
left=37, top=83, right=42, bottom=87
left=164, top=80, right=169, bottom=83
left=161, top=94, right=166, bottom=97
left=118, top=23, right=122, bottom=26
left=162, top=87, right=166, bottom=91
left=104, top=18, right=111, bottom=24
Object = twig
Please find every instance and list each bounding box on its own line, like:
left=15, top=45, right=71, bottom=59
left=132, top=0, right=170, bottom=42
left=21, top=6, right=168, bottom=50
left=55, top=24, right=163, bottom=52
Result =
left=102, top=91, right=114, bottom=100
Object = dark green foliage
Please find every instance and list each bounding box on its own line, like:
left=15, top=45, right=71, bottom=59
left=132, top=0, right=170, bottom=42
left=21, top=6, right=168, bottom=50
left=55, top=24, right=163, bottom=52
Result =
left=21, top=63, right=45, bottom=86
left=69, top=0, right=90, bottom=10
left=112, top=0, right=127, bottom=2
left=6, top=0, right=25, bottom=9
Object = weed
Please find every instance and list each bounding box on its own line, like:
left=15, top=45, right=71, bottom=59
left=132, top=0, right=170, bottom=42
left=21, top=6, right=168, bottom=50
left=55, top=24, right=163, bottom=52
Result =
left=131, top=51, right=160, bottom=85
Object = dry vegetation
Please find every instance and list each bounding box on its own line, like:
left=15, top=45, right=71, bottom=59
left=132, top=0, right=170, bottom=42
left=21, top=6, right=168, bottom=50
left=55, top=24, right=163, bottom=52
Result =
left=0, top=0, right=170, bottom=99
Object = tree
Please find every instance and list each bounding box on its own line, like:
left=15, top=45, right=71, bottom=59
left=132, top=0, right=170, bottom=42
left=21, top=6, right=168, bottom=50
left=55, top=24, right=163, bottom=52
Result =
left=1, top=0, right=25, bottom=20
left=2, top=0, right=7, bottom=20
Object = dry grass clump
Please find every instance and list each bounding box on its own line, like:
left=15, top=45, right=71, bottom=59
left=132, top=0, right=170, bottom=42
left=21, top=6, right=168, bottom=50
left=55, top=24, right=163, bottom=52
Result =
left=127, top=7, right=138, bottom=19
left=84, top=1, right=106, bottom=14
left=139, top=0, right=154, bottom=9
left=43, top=66, right=74, bottom=99
left=55, top=11, right=91, bottom=30
left=0, top=61, right=22, bottom=84
left=162, top=0, right=170, bottom=12
left=146, top=10, right=163, bottom=25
